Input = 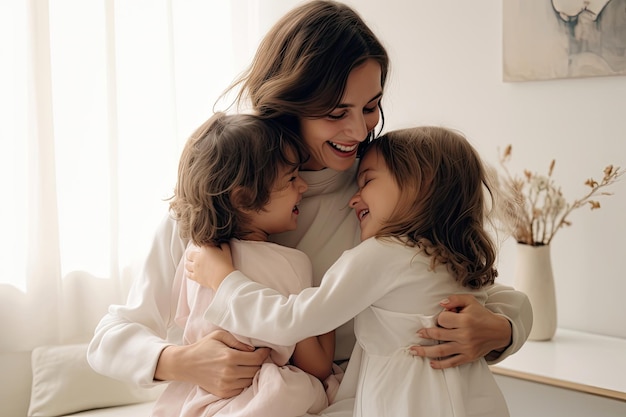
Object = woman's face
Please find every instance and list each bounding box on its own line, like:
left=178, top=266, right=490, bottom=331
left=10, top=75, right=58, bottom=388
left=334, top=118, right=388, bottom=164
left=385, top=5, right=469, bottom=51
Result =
left=300, top=59, right=383, bottom=171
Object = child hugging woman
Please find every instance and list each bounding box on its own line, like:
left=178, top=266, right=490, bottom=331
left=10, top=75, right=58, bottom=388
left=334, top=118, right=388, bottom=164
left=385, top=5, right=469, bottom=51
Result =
left=188, top=126, right=511, bottom=417
left=153, top=112, right=342, bottom=417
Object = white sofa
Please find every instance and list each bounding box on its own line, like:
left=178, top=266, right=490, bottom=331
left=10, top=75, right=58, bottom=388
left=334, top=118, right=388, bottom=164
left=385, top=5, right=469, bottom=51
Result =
left=0, top=344, right=163, bottom=417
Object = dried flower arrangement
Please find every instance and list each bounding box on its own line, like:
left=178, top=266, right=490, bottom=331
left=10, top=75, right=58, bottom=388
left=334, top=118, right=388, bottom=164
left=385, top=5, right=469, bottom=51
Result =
left=498, top=145, right=624, bottom=246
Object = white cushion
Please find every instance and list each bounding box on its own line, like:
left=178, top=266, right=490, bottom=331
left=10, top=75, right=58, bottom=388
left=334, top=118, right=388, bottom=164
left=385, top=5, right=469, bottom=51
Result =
left=28, top=344, right=164, bottom=417
left=61, top=401, right=156, bottom=416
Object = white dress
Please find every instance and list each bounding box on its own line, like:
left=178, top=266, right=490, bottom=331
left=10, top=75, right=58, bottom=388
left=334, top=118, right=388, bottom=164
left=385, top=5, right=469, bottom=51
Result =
left=206, top=237, right=510, bottom=417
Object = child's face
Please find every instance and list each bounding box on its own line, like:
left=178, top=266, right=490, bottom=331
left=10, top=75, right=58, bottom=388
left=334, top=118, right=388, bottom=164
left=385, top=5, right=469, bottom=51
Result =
left=349, top=148, right=401, bottom=241
left=246, top=165, right=308, bottom=241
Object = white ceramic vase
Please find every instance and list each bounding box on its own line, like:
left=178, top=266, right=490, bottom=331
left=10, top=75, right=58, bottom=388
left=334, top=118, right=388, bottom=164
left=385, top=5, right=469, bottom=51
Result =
left=513, top=243, right=557, bottom=341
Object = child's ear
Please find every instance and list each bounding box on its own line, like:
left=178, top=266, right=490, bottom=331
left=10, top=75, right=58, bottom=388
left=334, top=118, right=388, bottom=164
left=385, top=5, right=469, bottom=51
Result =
left=230, top=186, right=254, bottom=211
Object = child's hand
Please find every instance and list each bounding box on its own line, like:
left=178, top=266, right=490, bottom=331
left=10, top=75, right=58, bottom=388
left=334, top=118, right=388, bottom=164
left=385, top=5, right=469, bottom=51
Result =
left=185, top=243, right=235, bottom=291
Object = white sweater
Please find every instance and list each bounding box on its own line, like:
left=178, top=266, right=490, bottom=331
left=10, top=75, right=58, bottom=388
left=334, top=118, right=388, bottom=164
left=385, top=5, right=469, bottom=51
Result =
left=87, top=164, right=532, bottom=386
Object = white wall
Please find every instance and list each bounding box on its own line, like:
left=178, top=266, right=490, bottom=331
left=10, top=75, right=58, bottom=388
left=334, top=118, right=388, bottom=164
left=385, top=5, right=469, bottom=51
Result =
left=261, top=0, right=626, bottom=339
left=351, top=0, right=626, bottom=339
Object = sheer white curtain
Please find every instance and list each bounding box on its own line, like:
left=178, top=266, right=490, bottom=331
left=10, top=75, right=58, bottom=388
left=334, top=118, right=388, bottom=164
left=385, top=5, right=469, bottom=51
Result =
left=0, top=0, right=266, bottom=352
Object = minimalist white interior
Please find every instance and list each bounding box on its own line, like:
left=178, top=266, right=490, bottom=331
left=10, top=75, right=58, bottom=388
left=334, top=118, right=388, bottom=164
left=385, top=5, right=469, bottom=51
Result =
left=1, top=1, right=624, bottom=416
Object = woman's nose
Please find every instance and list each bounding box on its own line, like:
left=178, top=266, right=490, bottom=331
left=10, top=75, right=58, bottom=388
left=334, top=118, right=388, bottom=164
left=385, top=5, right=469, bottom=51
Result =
left=345, top=114, right=368, bottom=142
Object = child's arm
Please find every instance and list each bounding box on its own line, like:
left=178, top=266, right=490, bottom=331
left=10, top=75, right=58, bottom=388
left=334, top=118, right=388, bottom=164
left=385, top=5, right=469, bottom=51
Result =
left=291, top=330, right=335, bottom=381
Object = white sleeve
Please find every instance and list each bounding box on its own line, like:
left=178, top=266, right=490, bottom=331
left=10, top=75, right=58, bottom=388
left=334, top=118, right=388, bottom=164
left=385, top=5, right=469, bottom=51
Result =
left=87, top=213, right=186, bottom=386
left=206, top=239, right=391, bottom=346
left=484, top=282, right=533, bottom=364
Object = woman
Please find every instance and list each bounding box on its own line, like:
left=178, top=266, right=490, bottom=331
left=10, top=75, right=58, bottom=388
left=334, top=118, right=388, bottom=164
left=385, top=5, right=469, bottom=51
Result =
left=87, top=0, right=531, bottom=410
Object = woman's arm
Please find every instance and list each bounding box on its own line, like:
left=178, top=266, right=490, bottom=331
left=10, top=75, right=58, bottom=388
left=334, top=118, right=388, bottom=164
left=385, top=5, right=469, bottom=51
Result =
left=87, top=214, right=268, bottom=397
left=87, top=214, right=186, bottom=385
left=409, top=284, right=532, bottom=368
left=291, top=331, right=335, bottom=381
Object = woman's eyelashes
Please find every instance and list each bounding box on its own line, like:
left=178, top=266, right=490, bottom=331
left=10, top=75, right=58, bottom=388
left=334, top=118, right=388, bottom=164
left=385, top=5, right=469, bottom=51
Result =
left=327, top=112, right=347, bottom=120
left=363, top=105, right=377, bottom=114
left=326, top=101, right=380, bottom=120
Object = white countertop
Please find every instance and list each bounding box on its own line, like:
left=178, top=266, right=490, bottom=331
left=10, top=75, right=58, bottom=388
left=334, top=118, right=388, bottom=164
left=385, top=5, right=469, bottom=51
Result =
left=490, top=328, right=626, bottom=400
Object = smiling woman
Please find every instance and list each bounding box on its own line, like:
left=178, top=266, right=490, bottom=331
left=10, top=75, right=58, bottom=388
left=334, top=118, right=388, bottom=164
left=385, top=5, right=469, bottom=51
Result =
left=300, top=60, right=383, bottom=171
left=0, top=0, right=262, bottom=352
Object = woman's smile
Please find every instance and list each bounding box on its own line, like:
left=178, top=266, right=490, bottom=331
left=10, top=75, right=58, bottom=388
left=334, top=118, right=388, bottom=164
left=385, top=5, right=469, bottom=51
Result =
left=300, top=59, right=383, bottom=171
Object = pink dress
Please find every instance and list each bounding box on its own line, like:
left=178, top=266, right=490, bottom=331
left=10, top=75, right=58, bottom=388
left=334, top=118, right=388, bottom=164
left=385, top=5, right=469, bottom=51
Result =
left=151, top=239, right=341, bottom=417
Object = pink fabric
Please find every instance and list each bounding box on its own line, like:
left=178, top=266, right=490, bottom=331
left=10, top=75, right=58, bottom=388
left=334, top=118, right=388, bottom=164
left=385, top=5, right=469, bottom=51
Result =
left=152, top=240, right=341, bottom=417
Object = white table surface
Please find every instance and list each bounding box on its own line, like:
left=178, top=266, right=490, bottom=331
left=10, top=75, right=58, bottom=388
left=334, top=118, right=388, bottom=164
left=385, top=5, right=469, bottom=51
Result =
left=490, top=328, right=626, bottom=400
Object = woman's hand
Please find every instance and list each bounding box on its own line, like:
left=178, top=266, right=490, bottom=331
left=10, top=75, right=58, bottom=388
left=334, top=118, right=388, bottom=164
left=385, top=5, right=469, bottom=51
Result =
left=409, top=294, right=512, bottom=369
left=155, top=329, right=270, bottom=398
left=186, top=243, right=235, bottom=291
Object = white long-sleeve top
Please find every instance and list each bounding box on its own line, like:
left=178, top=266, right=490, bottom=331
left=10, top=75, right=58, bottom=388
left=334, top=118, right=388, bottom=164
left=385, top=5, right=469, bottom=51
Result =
left=87, top=164, right=532, bottom=387
left=205, top=237, right=510, bottom=416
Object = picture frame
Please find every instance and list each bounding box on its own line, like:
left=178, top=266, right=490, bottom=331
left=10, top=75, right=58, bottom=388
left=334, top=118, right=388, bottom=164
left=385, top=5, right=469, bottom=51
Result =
left=503, top=0, right=626, bottom=81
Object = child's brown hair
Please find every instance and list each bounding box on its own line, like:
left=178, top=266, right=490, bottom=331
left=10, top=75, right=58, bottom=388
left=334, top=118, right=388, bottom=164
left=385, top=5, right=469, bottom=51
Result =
left=364, top=126, right=498, bottom=289
left=170, top=112, right=307, bottom=245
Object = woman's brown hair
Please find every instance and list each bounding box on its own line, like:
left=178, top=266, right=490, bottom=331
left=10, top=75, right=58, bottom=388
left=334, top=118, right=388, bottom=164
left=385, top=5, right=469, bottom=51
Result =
left=169, top=112, right=308, bottom=246
left=365, top=127, right=499, bottom=289
left=219, top=0, right=389, bottom=133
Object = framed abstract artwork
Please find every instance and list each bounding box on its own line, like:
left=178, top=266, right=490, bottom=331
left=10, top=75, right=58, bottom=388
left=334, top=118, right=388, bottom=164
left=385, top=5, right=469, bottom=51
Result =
left=503, top=0, right=626, bottom=81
